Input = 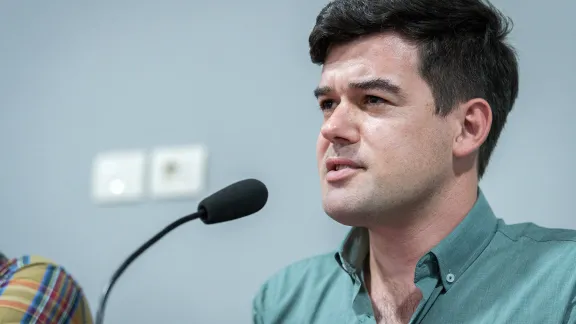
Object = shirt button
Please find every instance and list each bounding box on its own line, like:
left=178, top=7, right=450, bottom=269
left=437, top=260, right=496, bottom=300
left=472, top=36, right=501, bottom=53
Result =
left=446, top=273, right=455, bottom=283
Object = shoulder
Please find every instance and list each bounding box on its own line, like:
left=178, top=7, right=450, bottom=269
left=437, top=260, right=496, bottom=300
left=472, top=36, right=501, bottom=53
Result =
left=498, top=220, right=576, bottom=245
left=1, top=255, right=57, bottom=285
left=252, top=252, right=347, bottom=322
left=255, top=252, right=342, bottom=297
left=0, top=255, right=93, bottom=324
left=260, top=252, right=339, bottom=289
left=496, top=220, right=576, bottom=263
left=1, top=255, right=74, bottom=285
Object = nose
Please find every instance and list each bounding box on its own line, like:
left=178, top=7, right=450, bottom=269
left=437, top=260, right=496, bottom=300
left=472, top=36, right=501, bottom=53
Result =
left=320, top=102, right=360, bottom=145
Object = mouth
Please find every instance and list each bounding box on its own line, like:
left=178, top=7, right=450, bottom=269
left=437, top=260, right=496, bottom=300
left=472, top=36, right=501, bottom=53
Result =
left=325, top=158, right=363, bottom=172
left=324, top=158, right=363, bottom=183
left=334, top=165, right=353, bottom=171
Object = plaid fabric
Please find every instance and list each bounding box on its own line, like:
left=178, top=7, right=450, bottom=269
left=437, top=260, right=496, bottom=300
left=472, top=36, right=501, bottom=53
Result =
left=0, top=255, right=93, bottom=324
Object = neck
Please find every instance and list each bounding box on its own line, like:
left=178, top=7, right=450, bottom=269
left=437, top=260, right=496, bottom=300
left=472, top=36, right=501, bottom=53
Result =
left=366, top=180, right=478, bottom=283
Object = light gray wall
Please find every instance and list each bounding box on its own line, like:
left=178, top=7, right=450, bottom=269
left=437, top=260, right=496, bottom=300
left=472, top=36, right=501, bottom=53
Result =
left=0, top=0, right=573, bottom=323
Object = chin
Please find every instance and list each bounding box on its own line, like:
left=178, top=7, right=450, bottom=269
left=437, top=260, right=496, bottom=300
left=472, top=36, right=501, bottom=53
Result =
left=322, top=199, right=370, bottom=227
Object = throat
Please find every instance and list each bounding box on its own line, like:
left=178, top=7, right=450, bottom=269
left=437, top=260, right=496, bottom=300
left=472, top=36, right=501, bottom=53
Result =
left=365, top=260, right=423, bottom=323
left=372, top=291, right=422, bottom=324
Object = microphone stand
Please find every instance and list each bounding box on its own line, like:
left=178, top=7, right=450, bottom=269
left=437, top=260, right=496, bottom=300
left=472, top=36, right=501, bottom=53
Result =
left=94, top=210, right=205, bottom=324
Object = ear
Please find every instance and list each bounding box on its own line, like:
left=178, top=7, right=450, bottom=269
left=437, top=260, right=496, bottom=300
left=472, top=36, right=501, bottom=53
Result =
left=453, top=98, right=492, bottom=158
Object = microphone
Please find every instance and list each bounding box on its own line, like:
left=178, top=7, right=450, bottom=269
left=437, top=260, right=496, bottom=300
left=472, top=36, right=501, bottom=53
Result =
left=94, top=178, right=268, bottom=324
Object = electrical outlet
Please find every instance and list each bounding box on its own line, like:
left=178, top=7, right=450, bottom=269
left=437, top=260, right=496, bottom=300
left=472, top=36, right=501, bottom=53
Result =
left=92, top=150, right=145, bottom=204
left=150, top=145, right=208, bottom=199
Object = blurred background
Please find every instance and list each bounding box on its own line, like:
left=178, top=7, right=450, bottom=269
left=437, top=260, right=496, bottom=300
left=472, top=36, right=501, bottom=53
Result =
left=0, top=0, right=574, bottom=323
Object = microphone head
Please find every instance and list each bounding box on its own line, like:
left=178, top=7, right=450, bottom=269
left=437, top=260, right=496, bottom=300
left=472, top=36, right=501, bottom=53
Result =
left=198, top=178, right=268, bottom=224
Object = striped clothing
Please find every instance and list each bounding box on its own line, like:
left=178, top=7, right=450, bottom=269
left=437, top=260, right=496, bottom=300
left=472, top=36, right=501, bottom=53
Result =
left=0, top=255, right=93, bottom=324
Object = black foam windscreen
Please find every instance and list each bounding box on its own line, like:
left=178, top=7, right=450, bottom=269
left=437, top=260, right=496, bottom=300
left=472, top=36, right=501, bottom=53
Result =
left=197, top=178, right=268, bottom=224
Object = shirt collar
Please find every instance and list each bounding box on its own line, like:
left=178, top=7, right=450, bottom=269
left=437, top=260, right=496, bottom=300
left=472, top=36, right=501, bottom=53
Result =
left=335, top=188, right=498, bottom=290
left=431, top=189, right=498, bottom=290
left=335, top=226, right=369, bottom=277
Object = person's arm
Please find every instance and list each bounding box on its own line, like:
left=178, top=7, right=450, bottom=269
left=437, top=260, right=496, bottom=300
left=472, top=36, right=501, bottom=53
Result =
left=0, top=255, right=93, bottom=324
left=252, top=279, right=271, bottom=324
left=565, top=303, right=576, bottom=324
left=252, top=290, right=264, bottom=324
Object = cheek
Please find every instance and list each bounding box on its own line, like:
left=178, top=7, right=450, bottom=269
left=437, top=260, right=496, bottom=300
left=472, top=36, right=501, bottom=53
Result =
left=401, top=120, right=453, bottom=166
left=316, top=134, right=330, bottom=168
left=361, top=118, right=403, bottom=151
left=362, top=117, right=447, bottom=166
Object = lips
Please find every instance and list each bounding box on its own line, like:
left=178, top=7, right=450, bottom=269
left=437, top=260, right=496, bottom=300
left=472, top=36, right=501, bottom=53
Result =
left=325, top=157, right=363, bottom=182
left=325, top=158, right=361, bottom=171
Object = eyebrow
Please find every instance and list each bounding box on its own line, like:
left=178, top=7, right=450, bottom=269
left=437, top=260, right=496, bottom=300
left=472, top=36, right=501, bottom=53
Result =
left=313, top=78, right=404, bottom=99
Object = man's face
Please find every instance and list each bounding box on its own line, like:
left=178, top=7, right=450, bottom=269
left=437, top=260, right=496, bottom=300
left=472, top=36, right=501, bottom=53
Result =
left=315, top=33, right=456, bottom=226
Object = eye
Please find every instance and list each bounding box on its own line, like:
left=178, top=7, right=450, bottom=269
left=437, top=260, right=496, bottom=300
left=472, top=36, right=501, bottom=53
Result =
left=319, top=99, right=336, bottom=111
left=364, top=95, right=387, bottom=105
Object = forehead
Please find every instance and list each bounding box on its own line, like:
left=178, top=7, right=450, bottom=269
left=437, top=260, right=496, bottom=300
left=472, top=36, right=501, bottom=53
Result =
left=320, top=33, right=420, bottom=86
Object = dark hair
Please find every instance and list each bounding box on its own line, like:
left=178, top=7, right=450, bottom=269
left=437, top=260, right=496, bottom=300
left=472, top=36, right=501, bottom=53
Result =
left=309, top=0, right=519, bottom=177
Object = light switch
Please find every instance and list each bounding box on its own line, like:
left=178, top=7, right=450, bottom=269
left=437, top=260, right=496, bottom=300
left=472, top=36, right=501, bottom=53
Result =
left=150, top=145, right=208, bottom=199
left=92, top=150, right=146, bottom=204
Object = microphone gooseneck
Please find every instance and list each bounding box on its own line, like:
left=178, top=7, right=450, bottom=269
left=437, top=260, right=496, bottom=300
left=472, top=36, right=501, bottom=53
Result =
left=94, top=212, right=203, bottom=324
left=94, top=178, right=268, bottom=324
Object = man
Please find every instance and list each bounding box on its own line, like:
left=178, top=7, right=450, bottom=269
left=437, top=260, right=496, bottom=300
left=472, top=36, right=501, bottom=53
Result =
left=253, top=0, right=576, bottom=323
left=0, top=254, right=93, bottom=323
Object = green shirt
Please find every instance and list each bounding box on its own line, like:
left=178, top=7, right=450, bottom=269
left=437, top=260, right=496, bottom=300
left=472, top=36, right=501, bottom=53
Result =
left=252, top=190, right=576, bottom=323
